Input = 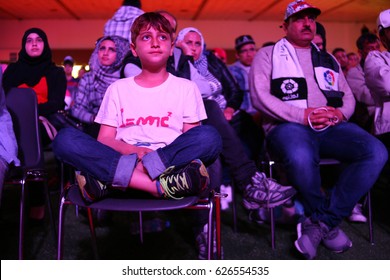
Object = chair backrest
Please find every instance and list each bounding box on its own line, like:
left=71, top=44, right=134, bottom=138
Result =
left=6, top=88, right=43, bottom=169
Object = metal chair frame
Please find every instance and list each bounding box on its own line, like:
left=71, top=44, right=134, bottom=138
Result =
left=57, top=184, right=223, bottom=260
left=5, top=88, right=57, bottom=259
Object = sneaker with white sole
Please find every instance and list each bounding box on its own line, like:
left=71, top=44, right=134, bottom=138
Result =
left=322, top=226, right=352, bottom=253
left=348, top=203, right=367, bottom=223
left=159, top=159, right=209, bottom=200
left=243, top=172, right=297, bottom=209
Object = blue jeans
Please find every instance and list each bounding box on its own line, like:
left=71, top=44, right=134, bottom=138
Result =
left=52, top=125, right=222, bottom=187
left=266, top=122, right=388, bottom=228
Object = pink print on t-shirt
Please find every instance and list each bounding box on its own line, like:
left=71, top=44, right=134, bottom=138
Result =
left=119, top=110, right=172, bottom=128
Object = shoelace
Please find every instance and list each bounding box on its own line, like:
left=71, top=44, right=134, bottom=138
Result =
left=159, top=171, right=190, bottom=200
left=252, top=175, right=271, bottom=208
left=304, top=221, right=326, bottom=245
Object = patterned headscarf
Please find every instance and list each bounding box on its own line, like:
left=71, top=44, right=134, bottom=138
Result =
left=87, top=35, right=130, bottom=97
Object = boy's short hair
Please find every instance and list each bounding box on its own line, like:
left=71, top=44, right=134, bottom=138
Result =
left=131, top=12, right=174, bottom=44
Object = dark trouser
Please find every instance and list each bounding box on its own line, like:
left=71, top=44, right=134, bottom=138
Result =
left=202, top=99, right=257, bottom=190
left=267, top=122, right=388, bottom=228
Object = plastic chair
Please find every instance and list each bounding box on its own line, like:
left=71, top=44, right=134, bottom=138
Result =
left=57, top=183, right=223, bottom=260
left=5, top=87, right=57, bottom=259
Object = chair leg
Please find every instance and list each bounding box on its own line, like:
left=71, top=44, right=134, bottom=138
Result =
left=18, top=179, right=26, bottom=260
left=231, top=184, right=238, bottom=233
left=87, top=208, right=99, bottom=259
left=268, top=161, right=276, bottom=249
left=207, top=198, right=214, bottom=260
left=215, top=194, right=222, bottom=259
left=44, top=180, right=57, bottom=244
left=138, top=211, right=144, bottom=244
left=57, top=197, right=66, bottom=260
left=269, top=207, right=276, bottom=249
left=366, top=191, right=374, bottom=245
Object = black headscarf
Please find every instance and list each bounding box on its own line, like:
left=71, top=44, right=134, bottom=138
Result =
left=3, top=27, right=56, bottom=92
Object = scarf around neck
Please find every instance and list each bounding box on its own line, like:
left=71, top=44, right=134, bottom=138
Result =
left=87, top=35, right=130, bottom=97
left=271, top=38, right=344, bottom=108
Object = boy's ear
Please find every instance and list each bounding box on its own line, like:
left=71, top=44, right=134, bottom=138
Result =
left=130, top=43, right=138, bottom=57
left=169, top=41, right=174, bottom=56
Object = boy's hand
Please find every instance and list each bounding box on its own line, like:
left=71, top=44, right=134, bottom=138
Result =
left=135, top=146, right=153, bottom=159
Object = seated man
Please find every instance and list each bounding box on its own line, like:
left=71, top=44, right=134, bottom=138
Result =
left=250, top=0, right=388, bottom=259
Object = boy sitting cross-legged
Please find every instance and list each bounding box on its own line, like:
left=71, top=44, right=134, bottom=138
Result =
left=53, top=12, right=222, bottom=202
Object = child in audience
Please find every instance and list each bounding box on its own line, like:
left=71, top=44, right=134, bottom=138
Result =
left=53, top=12, right=222, bottom=201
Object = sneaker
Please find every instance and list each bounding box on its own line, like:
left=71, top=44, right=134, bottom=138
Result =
left=294, top=218, right=329, bottom=260
left=159, top=159, right=209, bottom=200
left=348, top=203, right=367, bottom=223
left=75, top=171, right=110, bottom=203
left=196, top=224, right=223, bottom=260
left=249, top=199, right=303, bottom=225
left=243, top=172, right=297, bottom=209
left=322, top=226, right=352, bottom=253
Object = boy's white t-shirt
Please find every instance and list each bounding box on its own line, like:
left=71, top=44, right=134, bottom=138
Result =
left=95, top=73, right=207, bottom=150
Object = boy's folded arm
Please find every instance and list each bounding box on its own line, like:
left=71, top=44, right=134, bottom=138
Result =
left=97, top=124, right=139, bottom=155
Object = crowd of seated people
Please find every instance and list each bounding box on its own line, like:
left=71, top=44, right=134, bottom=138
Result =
left=1, top=0, right=389, bottom=260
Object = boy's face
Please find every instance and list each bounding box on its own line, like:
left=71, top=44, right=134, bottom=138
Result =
left=131, top=25, right=173, bottom=67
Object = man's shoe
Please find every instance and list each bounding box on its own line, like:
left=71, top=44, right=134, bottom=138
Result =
left=243, top=172, right=297, bottom=209
left=322, top=226, right=352, bottom=253
left=159, top=159, right=209, bottom=200
left=294, top=218, right=329, bottom=260
left=348, top=203, right=367, bottom=223
left=75, top=171, right=110, bottom=203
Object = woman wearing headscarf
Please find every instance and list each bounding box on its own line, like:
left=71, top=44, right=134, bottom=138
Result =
left=3, top=28, right=66, bottom=124
left=71, top=35, right=129, bottom=138
left=2, top=27, right=66, bottom=221
left=176, top=27, right=264, bottom=160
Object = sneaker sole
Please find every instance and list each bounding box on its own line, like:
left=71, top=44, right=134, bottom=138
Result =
left=325, top=241, right=353, bottom=254
left=75, top=173, right=94, bottom=203
left=348, top=216, right=367, bottom=223
left=294, top=223, right=315, bottom=260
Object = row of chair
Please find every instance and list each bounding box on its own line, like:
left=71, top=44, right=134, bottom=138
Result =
left=3, top=88, right=223, bottom=260
left=3, top=88, right=375, bottom=260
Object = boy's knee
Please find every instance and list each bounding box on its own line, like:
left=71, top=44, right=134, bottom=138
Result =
left=203, top=125, right=222, bottom=148
left=53, top=128, right=76, bottom=155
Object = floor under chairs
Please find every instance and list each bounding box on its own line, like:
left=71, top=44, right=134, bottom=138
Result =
left=1, top=151, right=390, bottom=260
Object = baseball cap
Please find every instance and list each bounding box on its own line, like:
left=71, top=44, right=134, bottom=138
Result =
left=284, top=0, right=321, bottom=21
left=63, top=55, right=74, bottom=66
left=377, top=9, right=390, bottom=32
left=235, top=35, right=255, bottom=51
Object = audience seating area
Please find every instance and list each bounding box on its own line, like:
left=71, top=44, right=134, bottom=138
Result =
left=1, top=150, right=389, bottom=260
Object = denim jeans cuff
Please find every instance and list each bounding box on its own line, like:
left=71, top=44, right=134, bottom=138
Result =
left=142, top=150, right=166, bottom=180
left=112, top=154, right=138, bottom=187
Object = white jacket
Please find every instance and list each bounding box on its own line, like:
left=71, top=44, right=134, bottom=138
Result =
left=364, top=50, right=390, bottom=135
